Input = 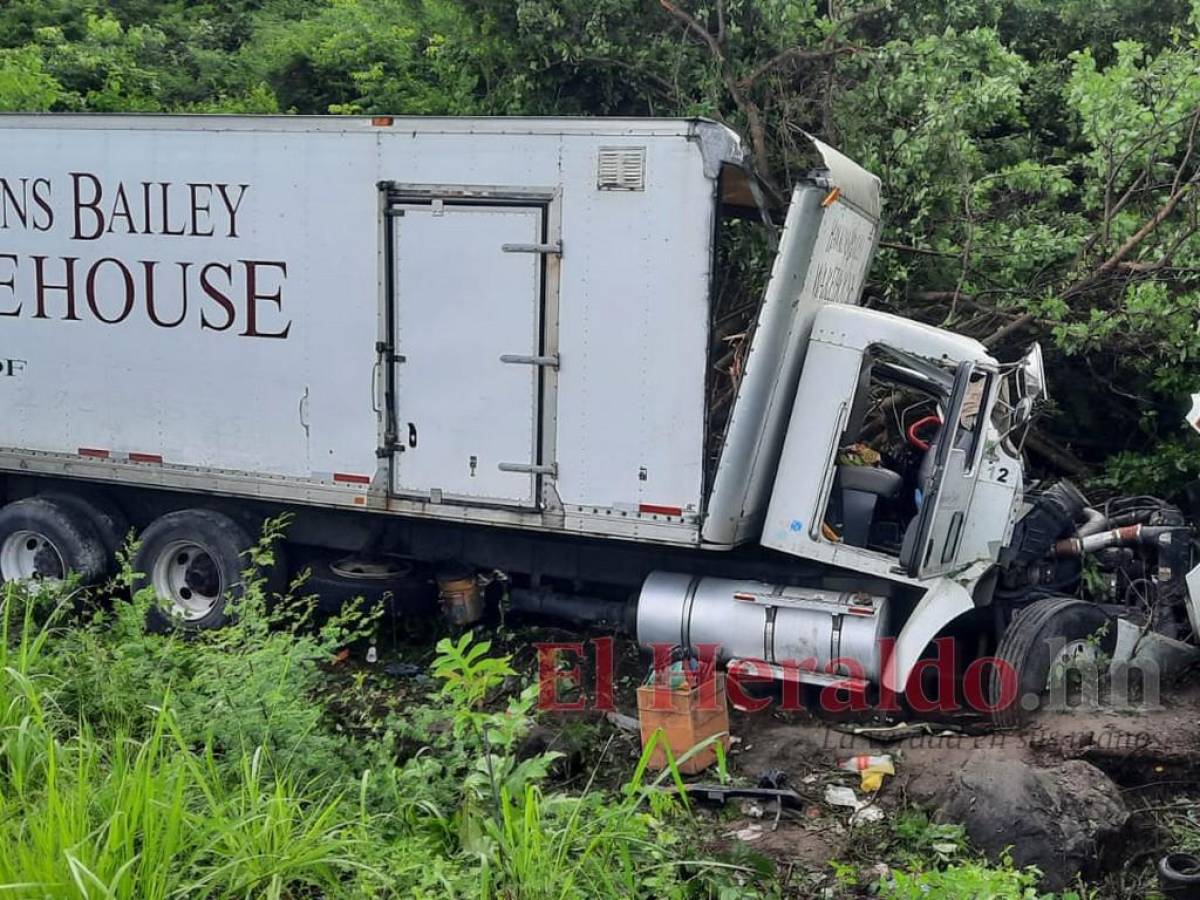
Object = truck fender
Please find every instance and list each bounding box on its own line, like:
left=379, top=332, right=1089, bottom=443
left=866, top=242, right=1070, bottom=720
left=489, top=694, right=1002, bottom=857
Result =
left=881, top=577, right=974, bottom=694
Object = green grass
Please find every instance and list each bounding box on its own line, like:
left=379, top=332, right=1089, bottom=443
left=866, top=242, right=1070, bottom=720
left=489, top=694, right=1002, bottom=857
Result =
left=0, top=524, right=762, bottom=898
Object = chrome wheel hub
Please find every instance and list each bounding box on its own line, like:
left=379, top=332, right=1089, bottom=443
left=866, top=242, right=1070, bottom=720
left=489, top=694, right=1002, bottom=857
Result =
left=151, top=540, right=224, bottom=620
left=0, top=530, right=65, bottom=583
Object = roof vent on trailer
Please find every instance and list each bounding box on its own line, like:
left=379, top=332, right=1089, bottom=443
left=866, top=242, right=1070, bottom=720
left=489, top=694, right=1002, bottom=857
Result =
left=597, top=147, right=646, bottom=191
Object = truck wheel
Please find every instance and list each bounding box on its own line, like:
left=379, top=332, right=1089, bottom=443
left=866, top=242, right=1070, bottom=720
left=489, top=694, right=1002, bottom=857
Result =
left=39, top=492, right=130, bottom=562
left=134, top=509, right=269, bottom=632
left=298, top=551, right=434, bottom=615
left=989, top=596, right=1116, bottom=728
left=0, top=497, right=108, bottom=585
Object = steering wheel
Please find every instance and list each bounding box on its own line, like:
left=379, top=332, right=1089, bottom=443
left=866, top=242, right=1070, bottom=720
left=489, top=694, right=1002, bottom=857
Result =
left=907, top=415, right=943, bottom=451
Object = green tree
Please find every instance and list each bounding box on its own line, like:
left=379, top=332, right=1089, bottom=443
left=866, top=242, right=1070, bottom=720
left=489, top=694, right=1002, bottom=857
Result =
left=1, top=0, right=1198, bottom=493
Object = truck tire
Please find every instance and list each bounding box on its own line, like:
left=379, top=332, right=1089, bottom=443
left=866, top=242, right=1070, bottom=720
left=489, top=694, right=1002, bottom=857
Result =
left=297, top=551, right=435, bottom=616
left=1157, top=852, right=1200, bottom=897
left=989, top=596, right=1116, bottom=728
left=134, top=509, right=275, bottom=632
left=38, top=491, right=130, bottom=562
left=0, top=497, right=108, bottom=585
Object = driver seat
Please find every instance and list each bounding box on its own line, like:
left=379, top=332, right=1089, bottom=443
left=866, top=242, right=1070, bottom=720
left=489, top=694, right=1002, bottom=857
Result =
left=832, top=360, right=904, bottom=548
left=835, top=465, right=903, bottom=547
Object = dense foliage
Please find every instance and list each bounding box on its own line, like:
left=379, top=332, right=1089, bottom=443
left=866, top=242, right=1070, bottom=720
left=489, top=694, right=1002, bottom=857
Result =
left=0, top=530, right=762, bottom=897
left=1, top=0, right=1198, bottom=493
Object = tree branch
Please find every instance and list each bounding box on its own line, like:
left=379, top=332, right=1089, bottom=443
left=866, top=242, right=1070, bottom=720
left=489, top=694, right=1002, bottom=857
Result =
left=1026, top=430, right=1091, bottom=478
left=738, top=44, right=859, bottom=89
left=659, top=0, right=780, bottom=197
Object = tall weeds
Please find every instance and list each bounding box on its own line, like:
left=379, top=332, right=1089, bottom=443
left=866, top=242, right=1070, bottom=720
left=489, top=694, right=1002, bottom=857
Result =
left=0, top=523, right=759, bottom=898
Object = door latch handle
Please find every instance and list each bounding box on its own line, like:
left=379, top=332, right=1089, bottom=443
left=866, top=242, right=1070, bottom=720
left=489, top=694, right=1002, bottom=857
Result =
left=498, top=462, right=557, bottom=476
left=500, top=354, right=559, bottom=368
left=501, top=241, right=562, bottom=256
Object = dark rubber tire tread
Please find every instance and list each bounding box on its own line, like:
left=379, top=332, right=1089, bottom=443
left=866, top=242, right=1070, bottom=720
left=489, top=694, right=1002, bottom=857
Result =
left=133, top=509, right=278, bottom=633
left=990, top=596, right=1116, bottom=728
left=0, top=497, right=108, bottom=585
left=297, top=552, right=434, bottom=616
left=39, top=491, right=130, bottom=566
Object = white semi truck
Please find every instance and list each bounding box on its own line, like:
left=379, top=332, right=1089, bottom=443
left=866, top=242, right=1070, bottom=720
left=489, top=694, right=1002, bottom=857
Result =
left=0, top=114, right=1195, bottom=719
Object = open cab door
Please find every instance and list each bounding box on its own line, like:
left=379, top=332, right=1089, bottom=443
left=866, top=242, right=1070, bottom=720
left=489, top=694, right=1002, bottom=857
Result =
left=900, top=361, right=991, bottom=578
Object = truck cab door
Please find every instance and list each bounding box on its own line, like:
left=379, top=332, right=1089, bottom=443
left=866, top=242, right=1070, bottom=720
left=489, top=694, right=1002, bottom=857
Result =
left=900, top=361, right=989, bottom=578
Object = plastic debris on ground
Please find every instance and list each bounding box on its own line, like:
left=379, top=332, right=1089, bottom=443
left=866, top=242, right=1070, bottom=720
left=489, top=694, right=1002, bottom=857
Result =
left=839, top=753, right=895, bottom=791
left=824, top=783, right=886, bottom=826
left=727, top=824, right=764, bottom=842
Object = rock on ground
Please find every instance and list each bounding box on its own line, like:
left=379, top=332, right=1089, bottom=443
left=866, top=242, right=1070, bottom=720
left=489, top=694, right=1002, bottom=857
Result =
left=927, top=757, right=1129, bottom=891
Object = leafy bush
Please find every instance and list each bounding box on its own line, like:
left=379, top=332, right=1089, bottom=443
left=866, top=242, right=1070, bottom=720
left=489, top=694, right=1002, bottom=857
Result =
left=0, top=522, right=754, bottom=897
left=834, top=810, right=1083, bottom=900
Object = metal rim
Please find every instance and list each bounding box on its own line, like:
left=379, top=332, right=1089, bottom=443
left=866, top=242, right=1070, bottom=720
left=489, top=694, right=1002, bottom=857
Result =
left=151, top=540, right=224, bottom=621
left=0, top=530, right=65, bottom=582
left=330, top=556, right=414, bottom=581
left=1046, top=637, right=1097, bottom=690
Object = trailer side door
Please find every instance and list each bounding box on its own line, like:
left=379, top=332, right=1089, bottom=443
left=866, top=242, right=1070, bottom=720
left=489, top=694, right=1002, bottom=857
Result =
left=387, top=201, right=547, bottom=508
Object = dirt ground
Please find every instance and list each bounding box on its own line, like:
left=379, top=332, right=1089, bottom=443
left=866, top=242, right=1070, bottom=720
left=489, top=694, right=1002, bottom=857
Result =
left=519, top=626, right=1200, bottom=895
left=369, top=620, right=1200, bottom=895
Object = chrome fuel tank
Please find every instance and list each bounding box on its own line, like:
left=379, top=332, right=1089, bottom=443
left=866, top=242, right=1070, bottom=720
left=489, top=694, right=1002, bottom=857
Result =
left=636, top=571, right=889, bottom=682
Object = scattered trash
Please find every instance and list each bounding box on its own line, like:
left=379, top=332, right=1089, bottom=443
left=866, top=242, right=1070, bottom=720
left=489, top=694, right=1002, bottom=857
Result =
left=668, top=783, right=807, bottom=810
left=366, top=643, right=378, bottom=664
left=728, top=824, right=763, bottom=842
left=824, top=784, right=885, bottom=826
left=852, top=805, right=885, bottom=825
left=1157, top=851, right=1200, bottom=897
left=824, top=785, right=860, bottom=809
left=839, top=753, right=895, bottom=791
left=740, top=800, right=765, bottom=819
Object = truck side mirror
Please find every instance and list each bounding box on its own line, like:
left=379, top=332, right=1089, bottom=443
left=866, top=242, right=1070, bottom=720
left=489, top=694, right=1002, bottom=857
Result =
left=1019, top=342, right=1048, bottom=402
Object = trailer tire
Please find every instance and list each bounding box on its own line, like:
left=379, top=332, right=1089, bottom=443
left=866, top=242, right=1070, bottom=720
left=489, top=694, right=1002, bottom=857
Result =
left=297, top=551, right=435, bottom=616
left=39, top=492, right=130, bottom=563
left=0, top=497, right=108, bottom=585
left=134, top=509, right=271, bottom=632
left=989, top=596, right=1116, bottom=728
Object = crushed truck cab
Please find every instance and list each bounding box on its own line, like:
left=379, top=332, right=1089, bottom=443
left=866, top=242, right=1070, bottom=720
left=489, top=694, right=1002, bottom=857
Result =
left=763, top=304, right=1023, bottom=582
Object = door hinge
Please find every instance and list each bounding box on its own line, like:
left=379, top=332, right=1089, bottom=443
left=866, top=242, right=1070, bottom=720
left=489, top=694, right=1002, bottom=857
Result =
left=500, top=353, right=559, bottom=369
left=502, top=241, right=562, bottom=256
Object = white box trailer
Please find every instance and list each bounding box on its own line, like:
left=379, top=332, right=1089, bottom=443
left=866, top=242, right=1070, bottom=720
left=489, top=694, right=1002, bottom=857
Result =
left=0, top=114, right=877, bottom=550
left=4, top=114, right=1192, bottom=716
